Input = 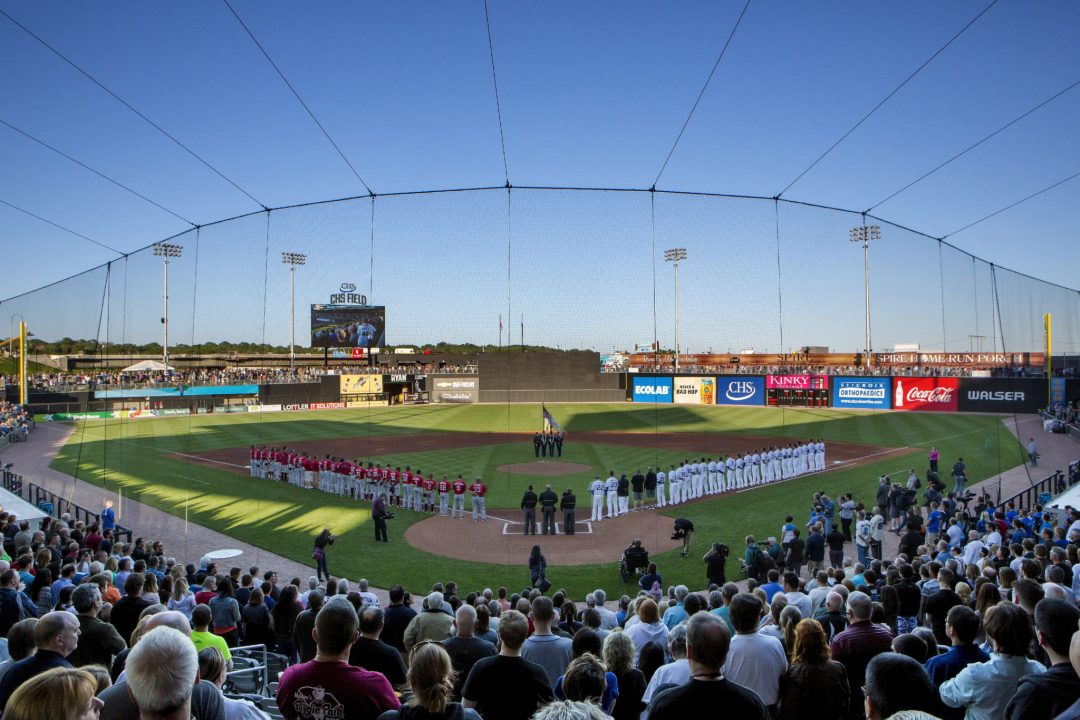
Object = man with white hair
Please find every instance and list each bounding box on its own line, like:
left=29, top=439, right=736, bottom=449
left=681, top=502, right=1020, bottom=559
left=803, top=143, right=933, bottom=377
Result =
left=402, top=591, right=453, bottom=652
left=592, top=589, right=617, bottom=630
left=300, top=576, right=320, bottom=608
left=443, top=603, right=497, bottom=701
left=663, top=586, right=690, bottom=629
left=126, top=626, right=198, bottom=720
left=356, top=578, right=380, bottom=608
left=642, top=624, right=691, bottom=706
left=67, top=582, right=126, bottom=668
left=830, top=591, right=892, bottom=717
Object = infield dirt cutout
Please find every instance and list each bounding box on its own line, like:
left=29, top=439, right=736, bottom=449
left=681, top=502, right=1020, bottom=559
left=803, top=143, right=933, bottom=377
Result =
left=497, top=461, right=592, bottom=476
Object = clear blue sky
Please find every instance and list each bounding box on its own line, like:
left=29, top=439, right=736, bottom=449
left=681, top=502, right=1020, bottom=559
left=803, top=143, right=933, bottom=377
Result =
left=2, top=1, right=1078, bottom=353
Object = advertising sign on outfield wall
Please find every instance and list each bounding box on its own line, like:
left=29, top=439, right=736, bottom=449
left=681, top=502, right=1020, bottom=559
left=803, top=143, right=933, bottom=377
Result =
left=831, top=377, right=891, bottom=410
left=715, top=376, right=765, bottom=406
left=340, top=374, right=383, bottom=395
left=431, top=376, right=479, bottom=404
left=766, top=375, right=829, bottom=390
left=1051, top=378, right=1066, bottom=405
left=631, top=376, right=673, bottom=403
left=673, top=377, right=715, bottom=405
left=957, top=378, right=1048, bottom=413
left=892, top=377, right=959, bottom=412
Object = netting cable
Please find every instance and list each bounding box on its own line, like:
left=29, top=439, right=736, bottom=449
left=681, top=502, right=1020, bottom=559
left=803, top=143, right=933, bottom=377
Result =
left=652, top=0, right=752, bottom=189
left=0, top=119, right=196, bottom=228
left=938, top=240, right=947, bottom=351
left=0, top=8, right=268, bottom=210
left=867, top=76, right=1080, bottom=212
left=482, top=0, right=511, bottom=186
left=942, top=169, right=1080, bottom=239
left=0, top=198, right=124, bottom=256
left=777, top=0, right=1001, bottom=198
left=650, top=190, right=659, bottom=464
left=221, top=0, right=373, bottom=196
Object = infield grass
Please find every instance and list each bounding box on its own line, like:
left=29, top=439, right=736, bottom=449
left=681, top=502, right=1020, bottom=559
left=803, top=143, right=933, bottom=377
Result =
left=48, top=403, right=1024, bottom=597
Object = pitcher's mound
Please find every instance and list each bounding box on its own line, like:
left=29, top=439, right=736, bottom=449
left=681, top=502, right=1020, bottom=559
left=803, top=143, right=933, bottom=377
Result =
left=497, top=461, right=592, bottom=476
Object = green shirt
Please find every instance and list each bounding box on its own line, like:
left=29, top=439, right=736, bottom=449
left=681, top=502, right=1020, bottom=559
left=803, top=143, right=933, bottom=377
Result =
left=191, top=630, right=231, bottom=662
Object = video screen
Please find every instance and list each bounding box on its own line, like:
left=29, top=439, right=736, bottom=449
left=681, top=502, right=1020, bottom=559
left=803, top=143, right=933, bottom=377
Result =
left=310, top=305, right=386, bottom=348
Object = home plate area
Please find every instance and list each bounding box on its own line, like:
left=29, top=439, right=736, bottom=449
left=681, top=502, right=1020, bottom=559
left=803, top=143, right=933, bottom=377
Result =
left=501, top=520, right=595, bottom=535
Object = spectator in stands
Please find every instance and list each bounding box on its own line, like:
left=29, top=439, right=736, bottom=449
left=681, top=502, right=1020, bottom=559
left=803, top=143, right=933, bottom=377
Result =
left=442, top=603, right=496, bottom=701
left=403, top=592, right=453, bottom=652
left=1, top=666, right=103, bottom=720
left=190, top=604, right=232, bottom=666
left=0, top=611, right=80, bottom=713
left=863, top=653, right=937, bottom=720
left=66, top=583, right=125, bottom=669
left=940, top=602, right=1046, bottom=718
left=382, top=584, right=416, bottom=654
left=109, top=573, right=150, bottom=645
left=381, top=641, right=481, bottom=720
left=924, top=568, right=963, bottom=646
left=1005, top=598, right=1080, bottom=720
left=209, top=578, right=241, bottom=648
left=348, top=606, right=407, bottom=690
left=27, top=567, right=53, bottom=618
left=271, top=585, right=301, bottom=662
left=648, top=613, right=768, bottom=720
left=924, top=605, right=988, bottom=720
left=723, top=593, right=787, bottom=713
left=778, top=618, right=849, bottom=720
left=277, top=598, right=400, bottom=720
left=293, top=589, right=323, bottom=663
left=196, top=647, right=268, bottom=720
left=521, top=595, right=573, bottom=687
left=0, top=619, right=38, bottom=685
left=167, top=577, right=195, bottom=621
left=642, top=625, right=690, bottom=706
left=0, top=569, right=37, bottom=636
left=829, top=591, right=892, bottom=720
left=604, top=630, right=646, bottom=720
left=662, top=585, right=690, bottom=629
left=625, top=598, right=668, bottom=664
left=461, top=609, right=553, bottom=720
left=125, top=625, right=198, bottom=720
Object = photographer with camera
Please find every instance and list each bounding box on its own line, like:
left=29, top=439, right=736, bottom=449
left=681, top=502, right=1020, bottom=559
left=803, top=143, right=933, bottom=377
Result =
left=373, top=494, right=392, bottom=543
left=672, top=518, right=694, bottom=557
left=313, top=528, right=335, bottom=582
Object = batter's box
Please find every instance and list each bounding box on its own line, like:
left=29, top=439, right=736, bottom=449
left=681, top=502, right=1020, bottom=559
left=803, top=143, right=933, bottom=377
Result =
left=501, top=521, right=594, bottom=536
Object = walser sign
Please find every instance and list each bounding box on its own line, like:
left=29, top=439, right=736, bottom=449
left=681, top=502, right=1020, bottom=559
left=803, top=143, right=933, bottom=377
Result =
left=892, top=377, right=958, bottom=412
left=957, top=378, right=1047, bottom=413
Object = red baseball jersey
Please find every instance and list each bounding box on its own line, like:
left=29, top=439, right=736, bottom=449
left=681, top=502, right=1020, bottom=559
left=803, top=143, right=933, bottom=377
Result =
left=451, top=479, right=466, bottom=495
left=438, top=479, right=451, bottom=493
left=469, top=481, right=487, bottom=497
left=423, top=477, right=436, bottom=492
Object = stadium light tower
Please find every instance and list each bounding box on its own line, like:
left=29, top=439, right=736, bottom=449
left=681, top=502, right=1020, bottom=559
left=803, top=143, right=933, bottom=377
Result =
left=153, top=242, right=183, bottom=371
left=849, top=224, right=880, bottom=365
left=664, top=248, right=688, bottom=371
left=281, top=252, right=307, bottom=369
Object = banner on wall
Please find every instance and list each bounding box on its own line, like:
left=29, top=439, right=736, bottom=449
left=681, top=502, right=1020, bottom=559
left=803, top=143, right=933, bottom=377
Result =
left=766, top=375, right=828, bottom=390
left=673, top=377, right=715, bottom=405
left=340, top=374, right=383, bottom=395
left=892, top=377, right=958, bottom=412
left=831, top=377, right=891, bottom=410
left=631, top=376, right=673, bottom=403
left=958, top=378, right=1048, bottom=413
left=1051, top=378, right=1066, bottom=405
left=715, top=376, right=765, bottom=406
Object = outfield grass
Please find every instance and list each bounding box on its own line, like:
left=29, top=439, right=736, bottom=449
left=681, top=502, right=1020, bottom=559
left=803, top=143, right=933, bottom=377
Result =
left=49, top=404, right=1025, bottom=597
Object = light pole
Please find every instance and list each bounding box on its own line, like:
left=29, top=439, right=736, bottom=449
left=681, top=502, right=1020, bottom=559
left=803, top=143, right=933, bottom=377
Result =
left=281, top=252, right=307, bottom=370
left=153, top=242, right=183, bottom=371
left=664, top=248, right=688, bottom=372
left=849, top=224, right=880, bottom=365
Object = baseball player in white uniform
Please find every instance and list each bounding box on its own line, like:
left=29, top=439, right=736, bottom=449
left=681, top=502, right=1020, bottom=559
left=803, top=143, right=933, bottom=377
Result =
left=750, top=450, right=761, bottom=485
left=817, top=440, right=826, bottom=471
left=735, top=454, right=745, bottom=489
left=725, top=456, right=735, bottom=491
left=707, top=458, right=718, bottom=494
left=682, top=462, right=693, bottom=503
left=655, top=468, right=667, bottom=507
left=692, top=459, right=704, bottom=498
left=667, top=464, right=680, bottom=505
left=605, top=472, right=619, bottom=518
left=589, top=477, right=604, bottom=521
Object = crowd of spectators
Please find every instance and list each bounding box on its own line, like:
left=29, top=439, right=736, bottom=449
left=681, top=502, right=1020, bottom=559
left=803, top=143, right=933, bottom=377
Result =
left=1, top=449, right=1080, bottom=719
left=618, top=362, right=1041, bottom=378
left=0, top=403, right=31, bottom=441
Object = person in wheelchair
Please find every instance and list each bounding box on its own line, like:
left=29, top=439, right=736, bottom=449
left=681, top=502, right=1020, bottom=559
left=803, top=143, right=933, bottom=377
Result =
left=620, top=538, right=650, bottom=582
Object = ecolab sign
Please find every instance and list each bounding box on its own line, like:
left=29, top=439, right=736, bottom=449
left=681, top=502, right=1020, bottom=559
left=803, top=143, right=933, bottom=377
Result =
left=632, top=376, right=673, bottom=403
left=892, top=377, right=958, bottom=412
left=715, top=376, right=765, bottom=406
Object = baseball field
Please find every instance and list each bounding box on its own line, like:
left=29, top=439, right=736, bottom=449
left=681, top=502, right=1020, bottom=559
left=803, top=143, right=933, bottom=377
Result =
left=47, top=403, right=1024, bottom=596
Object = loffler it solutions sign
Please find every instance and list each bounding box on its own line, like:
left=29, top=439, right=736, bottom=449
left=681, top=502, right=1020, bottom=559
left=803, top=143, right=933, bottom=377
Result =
left=632, top=376, right=673, bottom=403
left=892, top=377, right=958, bottom=412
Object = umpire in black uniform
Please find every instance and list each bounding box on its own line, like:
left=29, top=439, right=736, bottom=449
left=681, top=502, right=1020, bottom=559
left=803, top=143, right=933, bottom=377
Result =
left=521, top=485, right=538, bottom=535
left=555, top=432, right=564, bottom=457
left=560, top=487, right=576, bottom=535
left=533, top=432, right=542, bottom=458
left=539, top=484, right=558, bottom=535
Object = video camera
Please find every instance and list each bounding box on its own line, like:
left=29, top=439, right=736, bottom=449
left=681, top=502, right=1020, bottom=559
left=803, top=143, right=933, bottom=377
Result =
left=671, top=529, right=686, bottom=540
left=384, top=513, right=395, bottom=521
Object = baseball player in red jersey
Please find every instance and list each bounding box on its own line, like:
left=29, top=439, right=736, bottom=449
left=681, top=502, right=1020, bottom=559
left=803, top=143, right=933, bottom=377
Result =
left=451, top=476, right=467, bottom=518
left=402, top=467, right=415, bottom=510
left=469, top=477, right=488, bottom=522
left=422, top=473, right=436, bottom=512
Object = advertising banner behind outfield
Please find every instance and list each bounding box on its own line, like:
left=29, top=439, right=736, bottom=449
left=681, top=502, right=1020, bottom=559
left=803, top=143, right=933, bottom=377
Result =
left=957, top=378, right=1048, bottom=413
left=673, top=377, right=715, bottom=405
left=631, top=376, right=673, bottom=403
left=715, top=376, right=765, bottom=406
left=340, top=374, right=383, bottom=395
left=831, top=377, right=891, bottom=410
left=431, top=376, right=480, bottom=404
left=892, top=377, right=959, bottom=412
left=766, top=375, right=828, bottom=390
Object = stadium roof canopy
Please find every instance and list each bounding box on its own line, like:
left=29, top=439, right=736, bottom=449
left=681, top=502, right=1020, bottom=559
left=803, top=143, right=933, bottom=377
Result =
left=119, top=360, right=173, bottom=374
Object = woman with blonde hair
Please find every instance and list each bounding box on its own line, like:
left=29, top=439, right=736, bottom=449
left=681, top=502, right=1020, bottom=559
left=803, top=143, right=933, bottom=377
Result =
left=377, top=642, right=481, bottom=720
left=777, top=618, right=849, bottom=720
left=624, top=597, right=668, bottom=663
left=140, top=572, right=160, bottom=605
left=168, top=577, right=196, bottom=620
left=603, top=631, right=646, bottom=720
left=778, top=605, right=802, bottom=658
left=3, top=666, right=104, bottom=720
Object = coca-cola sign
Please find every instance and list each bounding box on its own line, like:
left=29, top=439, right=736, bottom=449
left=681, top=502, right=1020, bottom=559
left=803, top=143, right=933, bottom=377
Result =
left=766, top=375, right=828, bottom=390
left=891, top=377, right=958, bottom=412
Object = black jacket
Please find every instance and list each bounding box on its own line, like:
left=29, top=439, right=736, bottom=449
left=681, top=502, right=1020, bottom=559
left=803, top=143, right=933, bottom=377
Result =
left=1005, top=661, right=1080, bottom=720
left=521, top=491, right=538, bottom=509
left=538, top=490, right=558, bottom=508
left=560, top=492, right=576, bottom=510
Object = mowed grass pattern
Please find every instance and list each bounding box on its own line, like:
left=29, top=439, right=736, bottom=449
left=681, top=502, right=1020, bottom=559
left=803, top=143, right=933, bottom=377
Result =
left=49, top=404, right=1025, bottom=596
